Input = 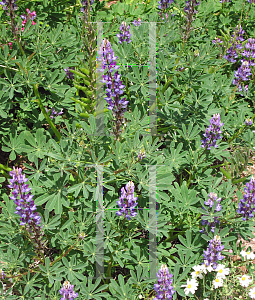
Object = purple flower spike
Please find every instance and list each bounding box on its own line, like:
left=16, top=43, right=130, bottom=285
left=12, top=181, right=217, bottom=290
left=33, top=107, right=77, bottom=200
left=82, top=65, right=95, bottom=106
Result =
left=237, top=176, right=255, bottom=221
left=153, top=264, right=176, bottom=300
left=0, top=0, right=18, bottom=12
left=59, top=281, right=78, bottom=300
left=201, top=114, right=224, bottom=150
left=98, top=39, right=129, bottom=136
left=200, top=192, right=222, bottom=234
left=80, top=0, right=93, bottom=12
left=245, top=118, right=253, bottom=125
left=8, top=167, right=41, bottom=227
left=116, top=22, right=132, bottom=44
left=203, top=235, right=225, bottom=270
left=116, top=181, right=138, bottom=220
left=247, top=0, right=255, bottom=3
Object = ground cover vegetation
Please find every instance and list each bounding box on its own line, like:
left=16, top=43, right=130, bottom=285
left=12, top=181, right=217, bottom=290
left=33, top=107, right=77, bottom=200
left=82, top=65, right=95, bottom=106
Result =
left=0, top=0, right=255, bottom=299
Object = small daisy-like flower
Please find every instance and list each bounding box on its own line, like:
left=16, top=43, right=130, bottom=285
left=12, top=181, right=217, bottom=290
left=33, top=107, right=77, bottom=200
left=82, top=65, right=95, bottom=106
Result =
left=200, top=261, right=213, bottom=274
left=78, top=232, right=86, bottom=239
left=191, top=265, right=204, bottom=279
left=212, top=277, right=224, bottom=289
left=181, top=278, right=199, bottom=295
left=237, top=274, right=252, bottom=287
left=249, top=287, right=255, bottom=299
left=215, top=264, right=230, bottom=279
left=246, top=251, right=255, bottom=260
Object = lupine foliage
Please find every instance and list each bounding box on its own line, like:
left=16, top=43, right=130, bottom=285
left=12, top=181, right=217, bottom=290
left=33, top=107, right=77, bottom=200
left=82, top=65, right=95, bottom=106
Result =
left=0, top=0, right=255, bottom=299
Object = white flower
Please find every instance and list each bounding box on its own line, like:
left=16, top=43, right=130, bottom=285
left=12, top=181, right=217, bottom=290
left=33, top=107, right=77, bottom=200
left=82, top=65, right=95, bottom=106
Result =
left=200, top=261, right=213, bottom=274
left=249, top=287, right=255, bottom=299
left=215, top=264, right=230, bottom=279
left=204, top=299, right=209, bottom=300
left=237, top=274, right=253, bottom=287
left=240, top=250, right=255, bottom=260
left=191, top=265, right=204, bottom=279
left=138, top=295, right=143, bottom=299
left=246, top=251, right=255, bottom=260
left=212, top=277, right=224, bottom=289
left=181, top=278, right=199, bottom=295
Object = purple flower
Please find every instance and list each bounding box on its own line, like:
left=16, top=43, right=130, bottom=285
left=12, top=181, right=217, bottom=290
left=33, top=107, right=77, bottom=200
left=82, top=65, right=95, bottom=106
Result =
left=132, top=18, right=141, bottom=27
left=98, top=39, right=129, bottom=136
left=219, top=0, right=232, bottom=3
left=64, top=67, right=75, bottom=79
left=158, top=0, right=174, bottom=10
left=201, top=114, right=224, bottom=150
left=245, top=118, right=253, bottom=125
left=203, top=235, right=225, bottom=270
left=247, top=0, right=255, bottom=3
left=0, top=269, right=5, bottom=280
left=0, top=0, right=18, bottom=11
left=153, top=264, right=176, bottom=300
left=224, top=25, right=245, bottom=63
left=7, top=167, right=41, bottom=226
left=212, top=37, right=223, bottom=44
left=46, top=107, right=64, bottom=119
left=232, top=60, right=253, bottom=95
left=116, top=181, right=138, bottom=220
left=237, top=176, right=255, bottom=221
left=80, top=0, right=93, bottom=12
left=116, top=22, right=132, bottom=44
left=59, top=281, right=78, bottom=300
left=200, top=193, right=222, bottom=234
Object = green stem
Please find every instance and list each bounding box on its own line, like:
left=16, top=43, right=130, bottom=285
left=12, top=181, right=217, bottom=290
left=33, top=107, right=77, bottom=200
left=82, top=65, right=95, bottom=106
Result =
left=33, top=84, right=61, bottom=141
left=106, top=218, right=126, bottom=282
left=50, top=238, right=79, bottom=267
left=228, top=114, right=255, bottom=144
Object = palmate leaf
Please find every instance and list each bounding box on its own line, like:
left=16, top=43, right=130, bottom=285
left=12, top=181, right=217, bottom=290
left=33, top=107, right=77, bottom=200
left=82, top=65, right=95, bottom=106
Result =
left=80, top=277, right=109, bottom=299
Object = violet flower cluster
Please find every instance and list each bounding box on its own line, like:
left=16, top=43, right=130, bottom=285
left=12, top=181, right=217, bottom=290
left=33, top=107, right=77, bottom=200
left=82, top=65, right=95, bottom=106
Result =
left=8, top=167, right=41, bottom=226
left=158, top=0, right=173, bottom=21
left=200, top=192, right=222, bottom=234
left=64, top=67, right=75, bottom=79
left=237, top=176, right=255, bottom=221
left=20, top=8, right=36, bottom=32
left=80, top=0, right=93, bottom=12
left=224, top=25, right=245, bottom=63
left=132, top=18, right=141, bottom=27
left=219, top=0, right=232, bottom=3
left=59, top=281, right=78, bottom=300
left=0, top=0, right=18, bottom=12
left=247, top=0, right=255, bottom=3
left=153, top=264, right=176, bottom=300
left=46, top=107, right=64, bottom=119
left=98, top=39, right=129, bottom=136
left=233, top=60, right=253, bottom=95
left=201, top=113, right=224, bottom=150
left=116, top=22, right=132, bottom=44
left=245, top=118, right=253, bottom=125
left=116, top=181, right=138, bottom=220
left=203, top=235, right=225, bottom=270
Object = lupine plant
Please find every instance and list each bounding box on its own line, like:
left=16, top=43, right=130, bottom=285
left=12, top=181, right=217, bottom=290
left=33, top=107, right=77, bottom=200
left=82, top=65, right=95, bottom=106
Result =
left=0, top=0, right=255, bottom=299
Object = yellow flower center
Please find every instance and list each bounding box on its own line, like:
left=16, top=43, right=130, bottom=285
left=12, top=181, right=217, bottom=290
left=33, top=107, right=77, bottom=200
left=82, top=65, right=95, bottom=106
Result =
left=242, top=277, right=245, bottom=281
left=247, top=252, right=250, bottom=255
left=196, top=271, right=199, bottom=275
left=187, top=284, right=191, bottom=288
left=219, top=269, right=223, bottom=273
left=216, top=279, right=219, bottom=282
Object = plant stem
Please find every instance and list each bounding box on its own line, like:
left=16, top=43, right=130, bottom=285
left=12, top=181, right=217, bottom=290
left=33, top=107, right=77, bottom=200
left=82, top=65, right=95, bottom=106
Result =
left=33, top=84, right=61, bottom=141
